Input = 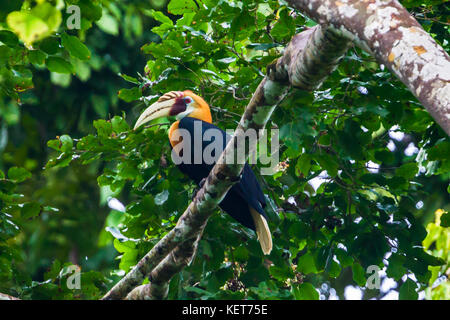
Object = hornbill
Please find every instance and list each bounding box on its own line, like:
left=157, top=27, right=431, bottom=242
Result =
left=133, top=90, right=272, bottom=255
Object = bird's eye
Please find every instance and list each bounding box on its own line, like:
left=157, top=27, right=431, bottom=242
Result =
left=184, top=96, right=193, bottom=104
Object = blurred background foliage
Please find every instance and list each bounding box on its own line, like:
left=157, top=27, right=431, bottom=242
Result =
left=0, top=0, right=448, bottom=300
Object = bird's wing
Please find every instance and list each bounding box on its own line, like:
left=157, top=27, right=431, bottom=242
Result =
left=178, top=117, right=267, bottom=216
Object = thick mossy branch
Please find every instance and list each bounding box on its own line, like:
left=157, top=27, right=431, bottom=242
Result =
left=125, top=232, right=204, bottom=300
left=102, top=25, right=349, bottom=300
left=269, top=26, right=350, bottom=90
left=288, top=0, right=450, bottom=135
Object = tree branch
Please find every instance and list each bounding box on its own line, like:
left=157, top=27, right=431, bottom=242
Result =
left=287, top=0, right=450, bottom=135
left=125, top=230, right=204, bottom=300
left=102, top=25, right=349, bottom=300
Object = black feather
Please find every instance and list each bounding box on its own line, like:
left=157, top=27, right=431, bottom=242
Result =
left=174, top=117, right=267, bottom=230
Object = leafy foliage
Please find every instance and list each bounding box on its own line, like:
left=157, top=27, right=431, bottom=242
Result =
left=0, top=0, right=449, bottom=300
left=0, top=0, right=162, bottom=298
left=423, top=209, right=450, bottom=299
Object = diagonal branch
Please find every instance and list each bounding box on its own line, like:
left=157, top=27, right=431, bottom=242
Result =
left=102, top=25, right=349, bottom=300
left=124, top=230, right=205, bottom=300
left=287, top=0, right=450, bottom=135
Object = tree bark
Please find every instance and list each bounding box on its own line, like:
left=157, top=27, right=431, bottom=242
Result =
left=124, top=231, right=203, bottom=300
left=287, top=0, right=450, bottom=135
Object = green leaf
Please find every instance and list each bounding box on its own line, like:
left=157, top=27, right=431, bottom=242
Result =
left=297, top=252, right=318, bottom=274
left=44, top=260, right=61, bottom=280
left=233, top=246, right=249, bottom=262
left=328, top=260, right=341, bottom=278
left=352, top=263, right=366, bottom=287
left=111, top=116, right=130, bottom=134
left=350, top=231, right=389, bottom=266
left=230, top=11, right=253, bottom=36
left=28, top=50, right=46, bottom=65
left=61, top=33, right=91, bottom=60
left=396, top=162, right=418, bottom=179
left=292, top=283, right=319, bottom=300
left=270, top=8, right=295, bottom=40
left=410, top=223, right=428, bottom=242
left=73, top=60, right=91, bottom=81
left=46, top=57, right=74, bottom=74
left=318, top=134, right=331, bottom=146
left=10, top=66, right=33, bottom=91
left=93, top=119, right=113, bottom=138
left=45, top=152, right=74, bottom=169
left=38, top=37, right=60, bottom=54
left=59, top=135, right=73, bottom=152
left=47, top=139, right=60, bottom=151
left=7, top=11, right=49, bottom=46
left=269, top=265, right=294, bottom=281
left=280, top=121, right=316, bottom=150
left=399, top=278, right=418, bottom=300
left=0, top=30, right=19, bottom=46
left=428, top=141, right=450, bottom=161
left=7, top=167, right=31, bottom=182
left=150, top=10, right=173, bottom=26
left=113, top=239, right=138, bottom=272
left=441, top=212, right=450, bottom=228
left=6, top=3, right=62, bottom=46
left=78, top=1, right=102, bottom=22
left=315, top=154, right=339, bottom=177
left=386, top=253, right=406, bottom=281
left=117, top=162, right=138, bottom=180
left=96, top=10, right=119, bottom=36
left=22, top=202, right=41, bottom=219
left=167, top=0, right=198, bottom=15
left=118, top=87, right=141, bottom=102
left=118, top=73, right=139, bottom=84
left=30, top=3, right=62, bottom=34
left=295, top=154, right=312, bottom=176
left=162, top=40, right=183, bottom=57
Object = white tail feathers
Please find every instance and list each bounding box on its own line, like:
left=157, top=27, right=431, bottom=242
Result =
left=249, top=207, right=272, bottom=255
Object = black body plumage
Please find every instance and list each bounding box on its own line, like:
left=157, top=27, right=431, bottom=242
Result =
left=174, top=117, right=267, bottom=231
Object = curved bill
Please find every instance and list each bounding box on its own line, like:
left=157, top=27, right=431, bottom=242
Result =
left=133, top=98, right=177, bottom=130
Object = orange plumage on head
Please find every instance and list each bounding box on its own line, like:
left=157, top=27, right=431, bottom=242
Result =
left=183, top=90, right=212, bottom=124
left=166, top=91, right=212, bottom=147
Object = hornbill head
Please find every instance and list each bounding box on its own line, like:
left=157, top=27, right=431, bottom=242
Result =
left=134, top=90, right=212, bottom=130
